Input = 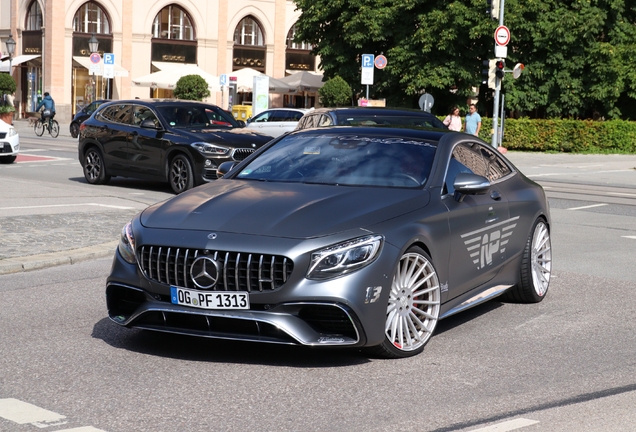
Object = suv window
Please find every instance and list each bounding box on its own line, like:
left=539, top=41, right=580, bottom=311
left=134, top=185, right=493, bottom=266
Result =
left=133, top=105, right=160, bottom=127
left=97, top=104, right=133, bottom=125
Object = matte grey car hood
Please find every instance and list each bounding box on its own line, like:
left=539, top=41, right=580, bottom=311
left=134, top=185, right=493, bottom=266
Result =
left=141, top=180, right=430, bottom=239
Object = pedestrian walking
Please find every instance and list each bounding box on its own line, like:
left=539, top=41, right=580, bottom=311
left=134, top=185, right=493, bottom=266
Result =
left=443, top=106, right=462, bottom=131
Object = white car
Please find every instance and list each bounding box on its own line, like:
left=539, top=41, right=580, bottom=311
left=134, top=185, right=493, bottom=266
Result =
left=246, top=108, right=311, bottom=138
left=0, top=118, right=19, bottom=164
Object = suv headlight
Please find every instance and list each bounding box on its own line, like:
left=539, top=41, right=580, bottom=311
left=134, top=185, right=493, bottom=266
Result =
left=307, top=235, right=383, bottom=280
left=118, top=221, right=136, bottom=264
left=191, top=142, right=229, bottom=156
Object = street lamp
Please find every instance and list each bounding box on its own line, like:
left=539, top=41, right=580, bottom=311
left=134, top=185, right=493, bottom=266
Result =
left=88, top=33, right=99, bottom=103
left=5, top=34, right=16, bottom=74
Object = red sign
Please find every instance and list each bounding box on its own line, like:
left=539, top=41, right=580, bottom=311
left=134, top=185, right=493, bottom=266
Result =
left=374, top=55, right=388, bottom=69
left=494, top=25, right=510, bottom=47
left=89, top=53, right=101, bottom=64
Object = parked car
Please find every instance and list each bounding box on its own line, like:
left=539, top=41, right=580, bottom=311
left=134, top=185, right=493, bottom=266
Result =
left=246, top=108, right=311, bottom=138
left=106, top=126, right=552, bottom=359
left=70, top=99, right=110, bottom=138
left=0, top=118, right=19, bottom=164
left=295, top=107, right=448, bottom=131
left=78, top=99, right=273, bottom=194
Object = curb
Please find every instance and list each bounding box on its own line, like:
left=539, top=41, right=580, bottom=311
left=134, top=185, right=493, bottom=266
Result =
left=0, top=241, right=118, bottom=276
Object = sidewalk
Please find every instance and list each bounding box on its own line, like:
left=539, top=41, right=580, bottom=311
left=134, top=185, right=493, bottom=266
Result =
left=11, top=117, right=74, bottom=138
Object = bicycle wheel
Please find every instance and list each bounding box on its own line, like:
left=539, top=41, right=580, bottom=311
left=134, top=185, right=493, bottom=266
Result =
left=50, top=120, right=60, bottom=138
left=34, top=120, right=45, bottom=137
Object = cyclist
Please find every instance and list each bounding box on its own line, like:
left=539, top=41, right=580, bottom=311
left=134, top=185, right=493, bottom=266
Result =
left=36, top=92, right=56, bottom=128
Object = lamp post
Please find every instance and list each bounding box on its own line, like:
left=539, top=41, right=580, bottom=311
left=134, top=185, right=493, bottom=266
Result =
left=5, top=34, right=16, bottom=74
left=88, top=33, right=99, bottom=103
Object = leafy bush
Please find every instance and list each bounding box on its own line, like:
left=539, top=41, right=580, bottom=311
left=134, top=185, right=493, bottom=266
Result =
left=319, top=76, right=352, bottom=107
left=470, top=117, right=636, bottom=153
left=173, top=74, right=211, bottom=101
left=0, top=73, right=17, bottom=108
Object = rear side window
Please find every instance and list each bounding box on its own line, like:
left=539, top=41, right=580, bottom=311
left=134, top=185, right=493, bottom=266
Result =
left=97, top=104, right=132, bottom=125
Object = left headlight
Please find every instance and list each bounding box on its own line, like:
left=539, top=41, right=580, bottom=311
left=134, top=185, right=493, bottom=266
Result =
left=8, top=127, right=17, bottom=137
left=307, top=235, right=383, bottom=280
left=118, top=221, right=136, bottom=264
left=191, top=142, right=230, bottom=156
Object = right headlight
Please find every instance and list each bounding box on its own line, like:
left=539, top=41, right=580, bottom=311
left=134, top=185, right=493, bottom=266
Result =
left=307, top=235, right=383, bottom=280
left=191, top=142, right=230, bottom=156
left=118, top=221, right=136, bottom=264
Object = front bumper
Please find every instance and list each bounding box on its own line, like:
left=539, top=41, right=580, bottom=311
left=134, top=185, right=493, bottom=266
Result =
left=0, top=134, right=20, bottom=157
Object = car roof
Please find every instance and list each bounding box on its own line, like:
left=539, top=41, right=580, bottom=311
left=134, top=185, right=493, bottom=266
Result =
left=308, top=107, right=438, bottom=116
left=102, top=99, right=221, bottom=107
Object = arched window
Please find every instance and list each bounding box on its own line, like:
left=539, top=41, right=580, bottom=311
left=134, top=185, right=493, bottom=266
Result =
left=25, top=0, right=43, bottom=31
left=286, top=24, right=311, bottom=50
left=73, top=1, right=111, bottom=34
left=234, top=17, right=264, bottom=46
left=153, top=5, right=194, bottom=40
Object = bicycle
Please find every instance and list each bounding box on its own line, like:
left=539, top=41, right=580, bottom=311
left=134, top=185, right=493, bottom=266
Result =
left=34, top=116, right=60, bottom=138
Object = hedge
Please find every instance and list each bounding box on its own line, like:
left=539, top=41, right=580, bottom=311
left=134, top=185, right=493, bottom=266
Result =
left=475, top=118, right=636, bottom=153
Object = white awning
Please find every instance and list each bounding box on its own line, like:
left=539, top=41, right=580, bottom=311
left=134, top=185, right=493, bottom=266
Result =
left=151, top=61, right=197, bottom=72
left=133, top=64, right=220, bottom=92
left=72, top=56, right=129, bottom=77
left=0, top=54, right=41, bottom=72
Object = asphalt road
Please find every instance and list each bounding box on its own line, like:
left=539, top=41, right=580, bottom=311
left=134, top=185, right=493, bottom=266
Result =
left=1, top=129, right=635, bottom=431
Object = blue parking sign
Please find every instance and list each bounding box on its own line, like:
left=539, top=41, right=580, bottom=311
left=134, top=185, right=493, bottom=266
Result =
left=104, top=53, right=115, bottom=65
left=362, top=54, right=374, bottom=68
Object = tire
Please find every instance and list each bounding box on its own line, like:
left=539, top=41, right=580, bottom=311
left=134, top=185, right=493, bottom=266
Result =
left=34, top=120, right=44, bottom=136
left=50, top=120, right=60, bottom=138
left=83, top=147, right=111, bottom=185
left=502, top=218, right=552, bottom=303
left=169, top=154, right=194, bottom=194
left=367, top=246, right=441, bottom=359
left=70, top=122, right=80, bottom=138
left=0, top=155, right=17, bottom=164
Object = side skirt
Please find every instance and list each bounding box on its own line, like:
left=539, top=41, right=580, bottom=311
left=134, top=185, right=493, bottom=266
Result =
left=439, top=284, right=512, bottom=320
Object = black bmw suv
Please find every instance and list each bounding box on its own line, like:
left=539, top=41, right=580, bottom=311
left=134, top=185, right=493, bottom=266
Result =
left=78, top=99, right=273, bottom=193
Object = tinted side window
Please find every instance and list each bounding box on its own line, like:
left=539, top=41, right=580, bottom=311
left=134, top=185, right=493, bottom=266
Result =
left=97, top=104, right=132, bottom=125
left=452, top=143, right=488, bottom=177
left=289, top=111, right=305, bottom=121
left=318, top=114, right=333, bottom=127
left=479, top=145, right=513, bottom=181
left=444, top=144, right=478, bottom=194
left=133, top=105, right=160, bottom=127
left=252, top=111, right=271, bottom=122
left=297, top=114, right=317, bottom=129
left=269, top=111, right=288, bottom=122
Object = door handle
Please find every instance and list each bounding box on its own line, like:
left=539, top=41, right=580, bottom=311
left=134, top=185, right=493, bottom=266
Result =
left=490, top=190, right=502, bottom=201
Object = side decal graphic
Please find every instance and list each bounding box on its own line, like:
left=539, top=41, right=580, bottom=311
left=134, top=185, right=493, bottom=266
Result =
left=461, top=216, right=519, bottom=269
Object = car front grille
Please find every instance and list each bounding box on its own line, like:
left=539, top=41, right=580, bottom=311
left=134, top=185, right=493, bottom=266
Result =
left=0, top=132, right=7, bottom=139
left=138, top=246, right=293, bottom=292
left=231, top=148, right=255, bottom=161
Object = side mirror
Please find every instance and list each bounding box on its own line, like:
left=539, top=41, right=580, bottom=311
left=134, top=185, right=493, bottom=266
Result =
left=217, top=161, right=237, bottom=178
left=453, top=173, right=490, bottom=202
left=246, top=117, right=252, bottom=123
left=236, top=120, right=246, bottom=128
left=140, top=119, right=160, bottom=129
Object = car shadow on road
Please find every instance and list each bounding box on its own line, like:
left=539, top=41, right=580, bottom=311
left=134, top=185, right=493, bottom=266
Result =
left=68, top=176, right=174, bottom=194
left=434, top=300, right=505, bottom=335
left=91, top=318, right=370, bottom=367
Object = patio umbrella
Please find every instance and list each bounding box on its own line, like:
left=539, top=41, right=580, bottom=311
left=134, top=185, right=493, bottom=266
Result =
left=228, top=68, right=295, bottom=93
left=278, top=71, right=325, bottom=92
left=132, top=64, right=221, bottom=92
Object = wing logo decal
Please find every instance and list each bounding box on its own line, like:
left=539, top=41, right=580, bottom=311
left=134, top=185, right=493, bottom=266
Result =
left=461, top=216, right=519, bottom=269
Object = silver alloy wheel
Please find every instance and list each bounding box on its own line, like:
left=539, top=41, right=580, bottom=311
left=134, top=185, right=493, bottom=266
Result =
left=531, top=221, right=551, bottom=296
left=385, top=252, right=441, bottom=352
left=85, top=149, right=102, bottom=181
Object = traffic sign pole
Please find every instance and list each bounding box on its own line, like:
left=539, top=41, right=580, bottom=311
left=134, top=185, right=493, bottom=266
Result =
left=491, top=0, right=506, bottom=150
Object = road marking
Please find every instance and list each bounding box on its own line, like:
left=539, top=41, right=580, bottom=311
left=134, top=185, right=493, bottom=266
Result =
left=529, top=169, right=634, bottom=177
left=0, top=398, right=67, bottom=425
left=16, top=154, right=72, bottom=163
left=608, top=192, right=636, bottom=197
left=56, top=427, right=108, bottom=432
left=566, top=203, right=608, bottom=211
left=622, top=236, right=636, bottom=240
left=0, top=203, right=135, bottom=210
left=470, top=418, right=539, bottom=431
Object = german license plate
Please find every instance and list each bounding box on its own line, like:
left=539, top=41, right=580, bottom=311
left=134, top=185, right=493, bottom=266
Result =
left=170, top=286, right=249, bottom=310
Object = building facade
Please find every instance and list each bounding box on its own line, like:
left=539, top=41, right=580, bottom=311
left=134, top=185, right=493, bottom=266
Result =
left=0, top=0, right=317, bottom=122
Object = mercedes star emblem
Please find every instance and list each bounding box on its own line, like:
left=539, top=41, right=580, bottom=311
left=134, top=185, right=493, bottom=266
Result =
left=190, top=256, right=220, bottom=289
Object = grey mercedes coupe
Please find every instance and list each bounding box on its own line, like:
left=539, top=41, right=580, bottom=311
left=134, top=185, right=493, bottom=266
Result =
left=106, top=126, right=552, bottom=358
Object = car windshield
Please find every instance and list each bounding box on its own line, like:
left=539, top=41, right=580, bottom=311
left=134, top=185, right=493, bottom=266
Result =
left=235, top=132, right=437, bottom=188
left=335, top=113, right=446, bottom=129
left=157, top=105, right=238, bottom=129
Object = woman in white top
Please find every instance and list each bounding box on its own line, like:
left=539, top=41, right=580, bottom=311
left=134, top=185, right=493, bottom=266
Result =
left=443, top=106, right=462, bottom=131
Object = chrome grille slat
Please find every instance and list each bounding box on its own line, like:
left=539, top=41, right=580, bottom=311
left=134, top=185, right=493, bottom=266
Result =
left=139, top=245, right=293, bottom=292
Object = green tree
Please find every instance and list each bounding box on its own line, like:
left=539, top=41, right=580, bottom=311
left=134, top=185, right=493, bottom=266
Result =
left=173, top=74, right=211, bottom=101
left=0, top=73, right=17, bottom=99
left=294, top=0, right=636, bottom=119
left=319, top=76, right=353, bottom=106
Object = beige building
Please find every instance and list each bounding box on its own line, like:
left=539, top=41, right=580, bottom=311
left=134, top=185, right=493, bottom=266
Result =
left=0, top=0, right=317, bottom=122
